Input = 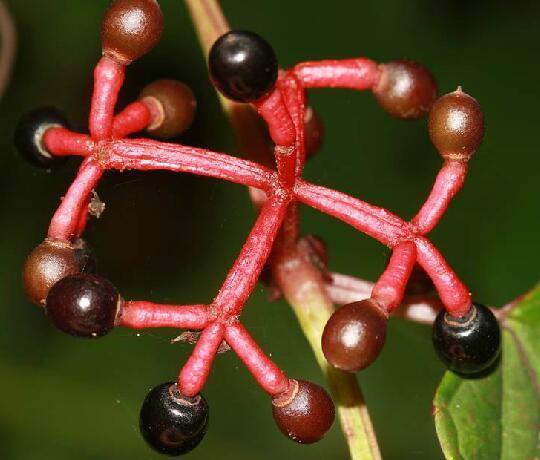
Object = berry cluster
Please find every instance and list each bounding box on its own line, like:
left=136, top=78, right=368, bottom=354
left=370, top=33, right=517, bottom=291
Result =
left=17, top=0, right=501, bottom=455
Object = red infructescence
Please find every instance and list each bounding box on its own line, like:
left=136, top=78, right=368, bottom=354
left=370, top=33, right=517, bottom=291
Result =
left=42, top=55, right=471, bottom=398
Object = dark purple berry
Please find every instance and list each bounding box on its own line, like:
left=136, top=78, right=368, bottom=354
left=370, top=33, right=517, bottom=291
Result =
left=45, top=273, right=120, bottom=337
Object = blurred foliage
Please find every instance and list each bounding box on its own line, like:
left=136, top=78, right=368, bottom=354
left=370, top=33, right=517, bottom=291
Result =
left=0, top=0, right=539, bottom=459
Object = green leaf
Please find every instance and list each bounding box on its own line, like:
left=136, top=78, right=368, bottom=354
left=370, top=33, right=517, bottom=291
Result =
left=434, top=285, right=540, bottom=460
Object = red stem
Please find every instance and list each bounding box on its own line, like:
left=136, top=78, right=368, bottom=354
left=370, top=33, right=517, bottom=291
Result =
left=89, top=57, right=125, bottom=140
left=47, top=159, right=103, bottom=240
left=224, top=322, right=289, bottom=396
left=294, top=58, right=379, bottom=90
left=371, top=241, right=416, bottom=312
left=112, top=101, right=152, bottom=138
left=213, top=192, right=290, bottom=318
left=294, top=180, right=411, bottom=247
left=118, top=302, right=209, bottom=329
left=411, top=160, right=468, bottom=234
left=43, top=128, right=93, bottom=157
left=106, top=138, right=277, bottom=191
left=178, top=322, right=225, bottom=397
left=414, top=236, right=471, bottom=317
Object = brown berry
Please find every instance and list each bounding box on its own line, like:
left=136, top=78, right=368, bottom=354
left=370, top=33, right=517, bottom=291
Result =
left=272, top=380, right=335, bottom=444
left=304, top=106, right=324, bottom=158
left=139, top=80, right=196, bottom=138
left=322, top=299, right=388, bottom=372
left=23, top=238, right=95, bottom=306
left=101, top=0, right=163, bottom=64
left=428, top=88, right=484, bottom=160
left=373, top=60, right=437, bottom=119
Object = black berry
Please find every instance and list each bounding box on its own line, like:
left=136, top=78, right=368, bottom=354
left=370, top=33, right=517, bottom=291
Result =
left=14, top=107, right=69, bottom=168
left=209, top=30, right=278, bottom=103
left=45, top=273, right=120, bottom=337
left=432, top=302, right=501, bottom=376
left=140, top=382, right=209, bottom=456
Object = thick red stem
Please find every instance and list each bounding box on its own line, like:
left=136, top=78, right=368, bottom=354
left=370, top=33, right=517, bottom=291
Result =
left=106, top=138, right=277, bottom=191
left=112, top=101, right=152, bottom=138
left=89, top=57, right=125, bottom=140
left=414, top=236, right=471, bottom=317
left=178, top=322, right=225, bottom=397
left=294, top=58, right=379, bottom=90
left=43, top=128, right=94, bottom=157
left=48, top=159, right=103, bottom=240
left=118, top=302, right=209, bottom=329
left=294, top=180, right=411, bottom=247
left=412, top=160, right=468, bottom=234
left=224, top=322, right=288, bottom=396
left=371, top=241, right=416, bottom=312
left=214, top=193, right=290, bottom=318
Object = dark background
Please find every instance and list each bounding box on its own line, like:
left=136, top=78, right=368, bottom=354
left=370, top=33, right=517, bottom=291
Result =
left=0, top=1, right=538, bottom=459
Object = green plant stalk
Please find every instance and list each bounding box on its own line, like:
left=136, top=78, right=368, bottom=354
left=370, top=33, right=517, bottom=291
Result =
left=183, top=1, right=381, bottom=458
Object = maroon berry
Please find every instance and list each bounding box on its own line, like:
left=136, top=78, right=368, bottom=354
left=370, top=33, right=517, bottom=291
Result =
left=272, top=380, right=335, bottom=444
left=322, top=299, right=388, bottom=372
left=45, top=273, right=121, bottom=337
left=139, top=80, right=197, bottom=138
left=373, top=60, right=437, bottom=119
left=304, top=106, right=324, bottom=158
left=429, top=88, right=484, bottom=160
left=101, top=0, right=163, bottom=64
left=23, top=238, right=95, bottom=306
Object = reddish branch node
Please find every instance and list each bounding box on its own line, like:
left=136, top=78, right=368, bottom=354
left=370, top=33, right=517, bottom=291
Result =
left=17, top=0, right=498, bottom=455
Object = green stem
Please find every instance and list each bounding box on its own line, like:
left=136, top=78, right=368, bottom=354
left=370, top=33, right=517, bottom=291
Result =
left=184, top=1, right=381, bottom=458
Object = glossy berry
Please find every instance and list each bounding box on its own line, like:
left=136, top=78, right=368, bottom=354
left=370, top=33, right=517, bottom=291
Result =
left=322, top=299, right=387, bottom=372
left=209, top=30, right=278, bottom=103
left=272, top=380, right=335, bottom=444
left=23, top=238, right=95, bottom=306
left=140, top=382, right=209, bottom=456
left=304, top=106, right=324, bottom=158
left=101, top=0, right=163, bottom=64
left=45, top=273, right=120, bottom=337
left=433, top=302, right=501, bottom=376
left=373, top=60, right=437, bottom=119
left=14, top=107, right=69, bottom=168
left=429, top=88, right=484, bottom=160
left=139, top=80, right=196, bottom=138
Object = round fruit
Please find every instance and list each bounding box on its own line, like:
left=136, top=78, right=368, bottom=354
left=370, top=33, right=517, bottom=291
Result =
left=428, top=87, right=484, bottom=160
left=322, top=299, right=388, bottom=372
left=373, top=60, right=437, bottom=119
left=140, top=382, right=209, bottom=456
left=23, top=238, right=95, bottom=306
left=139, top=79, right=196, bottom=138
left=272, top=379, right=335, bottom=444
left=209, top=30, right=278, bottom=102
left=433, top=302, right=501, bottom=375
left=101, top=0, right=163, bottom=64
left=45, top=273, right=120, bottom=337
